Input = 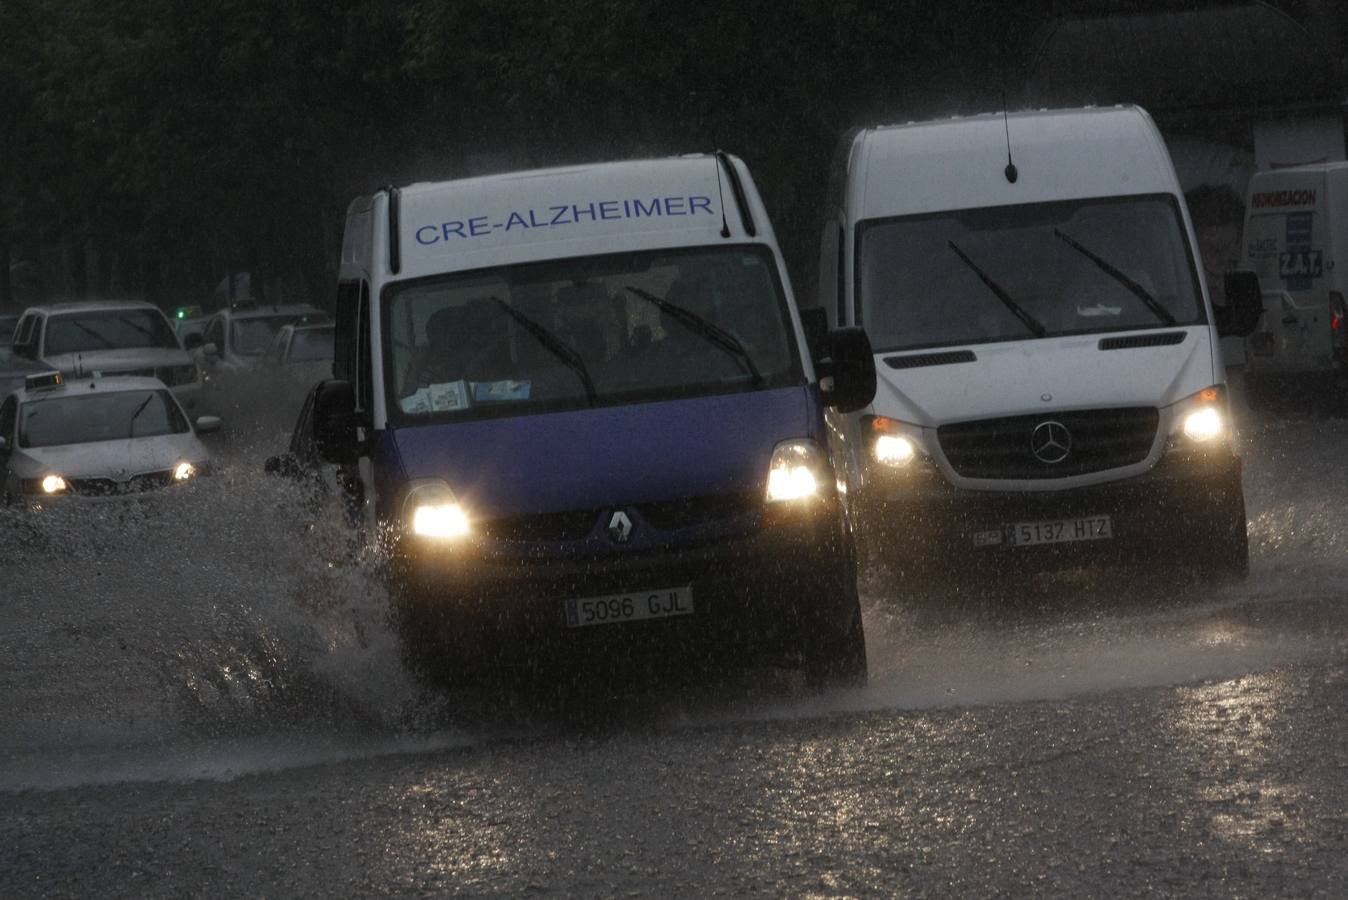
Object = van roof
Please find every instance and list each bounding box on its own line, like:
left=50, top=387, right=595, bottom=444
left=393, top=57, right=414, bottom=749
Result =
left=849, top=106, right=1180, bottom=221
left=388, top=155, right=761, bottom=278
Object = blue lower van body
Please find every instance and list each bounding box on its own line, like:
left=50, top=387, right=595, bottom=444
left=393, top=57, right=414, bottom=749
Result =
left=377, top=387, right=863, bottom=676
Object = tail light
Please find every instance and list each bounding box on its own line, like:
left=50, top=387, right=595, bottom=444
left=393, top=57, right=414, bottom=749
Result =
left=1331, top=292, right=1346, bottom=346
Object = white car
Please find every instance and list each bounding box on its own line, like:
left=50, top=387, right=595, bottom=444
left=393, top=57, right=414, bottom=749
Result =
left=0, top=372, right=218, bottom=504
left=9, top=300, right=204, bottom=414
left=263, top=322, right=334, bottom=386
left=195, top=304, right=330, bottom=382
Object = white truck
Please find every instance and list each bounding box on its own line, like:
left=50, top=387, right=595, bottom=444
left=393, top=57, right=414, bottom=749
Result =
left=816, top=105, right=1262, bottom=577
left=1240, top=162, right=1348, bottom=411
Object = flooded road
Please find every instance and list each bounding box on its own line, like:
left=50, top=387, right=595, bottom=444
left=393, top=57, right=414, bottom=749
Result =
left=2, top=404, right=1347, bottom=895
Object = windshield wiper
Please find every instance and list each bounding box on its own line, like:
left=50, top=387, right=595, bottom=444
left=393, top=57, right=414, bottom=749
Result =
left=127, top=392, right=155, bottom=438
left=624, top=285, right=763, bottom=385
left=1052, top=229, right=1178, bottom=327
left=946, top=241, right=1047, bottom=338
left=69, top=321, right=115, bottom=350
left=490, top=298, right=597, bottom=406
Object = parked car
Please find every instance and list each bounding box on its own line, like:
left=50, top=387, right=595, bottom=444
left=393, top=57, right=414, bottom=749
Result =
left=0, top=372, right=218, bottom=505
left=264, top=322, right=334, bottom=386
left=9, top=301, right=204, bottom=413
left=194, top=303, right=329, bottom=386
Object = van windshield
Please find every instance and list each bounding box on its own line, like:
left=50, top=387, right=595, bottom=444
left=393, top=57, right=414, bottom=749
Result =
left=857, top=195, right=1205, bottom=353
left=383, top=246, right=801, bottom=421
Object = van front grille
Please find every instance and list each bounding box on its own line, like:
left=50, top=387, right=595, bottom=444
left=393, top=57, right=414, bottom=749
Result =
left=635, top=491, right=760, bottom=530
left=937, top=407, right=1159, bottom=479
left=479, top=509, right=601, bottom=543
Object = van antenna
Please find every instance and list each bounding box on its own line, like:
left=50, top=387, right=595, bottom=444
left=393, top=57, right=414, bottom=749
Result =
left=712, top=155, right=731, bottom=238
left=1002, top=91, right=1018, bottom=184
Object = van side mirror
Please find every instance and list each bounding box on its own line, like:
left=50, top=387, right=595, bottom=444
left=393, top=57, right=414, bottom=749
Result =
left=819, top=327, right=877, bottom=413
left=202, top=342, right=219, bottom=358
left=1216, top=271, right=1263, bottom=338
left=312, top=379, right=359, bottom=464
left=194, top=415, right=221, bottom=434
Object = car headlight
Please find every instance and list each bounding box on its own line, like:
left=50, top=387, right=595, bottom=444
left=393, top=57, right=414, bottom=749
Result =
left=765, top=439, right=828, bottom=503
left=1170, top=386, right=1228, bottom=446
left=402, top=479, right=471, bottom=539
left=41, top=474, right=67, bottom=494
left=173, top=462, right=196, bottom=481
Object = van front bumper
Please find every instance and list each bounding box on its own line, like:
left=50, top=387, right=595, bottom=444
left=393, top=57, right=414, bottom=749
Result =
left=854, top=450, right=1244, bottom=572
left=389, top=504, right=857, bottom=670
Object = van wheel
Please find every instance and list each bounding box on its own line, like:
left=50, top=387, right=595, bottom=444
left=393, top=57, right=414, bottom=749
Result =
left=1197, top=490, right=1249, bottom=580
left=1329, top=371, right=1348, bottom=418
left=801, top=581, right=868, bottom=689
left=393, top=603, right=456, bottom=682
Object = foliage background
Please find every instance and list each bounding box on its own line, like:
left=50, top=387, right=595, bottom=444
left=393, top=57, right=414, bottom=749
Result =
left=0, top=0, right=1341, bottom=310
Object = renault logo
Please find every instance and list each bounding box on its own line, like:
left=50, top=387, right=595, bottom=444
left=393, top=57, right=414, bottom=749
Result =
left=1030, top=420, right=1072, bottom=464
left=608, top=510, right=633, bottom=543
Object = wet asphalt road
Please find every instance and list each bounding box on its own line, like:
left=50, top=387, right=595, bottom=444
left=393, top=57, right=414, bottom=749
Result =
left=2, top=399, right=1347, bottom=897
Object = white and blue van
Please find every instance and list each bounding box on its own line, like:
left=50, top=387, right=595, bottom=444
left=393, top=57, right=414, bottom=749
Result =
left=816, top=107, right=1262, bottom=577
left=1240, top=162, right=1348, bottom=410
left=298, top=154, right=876, bottom=683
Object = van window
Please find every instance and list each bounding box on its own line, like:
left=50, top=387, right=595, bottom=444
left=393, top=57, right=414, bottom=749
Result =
left=355, top=283, right=371, bottom=414
left=333, top=280, right=361, bottom=383
left=44, top=309, right=179, bottom=355
left=382, top=246, right=801, bottom=422
left=856, top=195, right=1204, bottom=353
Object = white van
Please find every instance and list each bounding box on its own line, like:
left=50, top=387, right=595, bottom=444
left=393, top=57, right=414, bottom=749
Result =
left=1240, top=162, right=1348, bottom=407
left=816, top=106, right=1262, bottom=576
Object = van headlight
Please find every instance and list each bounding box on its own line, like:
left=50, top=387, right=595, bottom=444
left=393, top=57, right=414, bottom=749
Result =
left=1182, top=406, right=1223, bottom=442
left=865, top=415, right=927, bottom=469
left=1169, top=386, right=1228, bottom=447
left=402, top=479, right=471, bottom=539
left=765, top=439, right=828, bottom=503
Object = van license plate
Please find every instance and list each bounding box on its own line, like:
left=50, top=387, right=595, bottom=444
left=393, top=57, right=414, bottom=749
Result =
left=975, top=515, right=1113, bottom=548
left=564, top=586, right=694, bottom=628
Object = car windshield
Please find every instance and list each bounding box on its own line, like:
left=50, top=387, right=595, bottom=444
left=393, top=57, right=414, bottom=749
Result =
left=232, top=315, right=302, bottom=355
left=19, top=389, right=189, bottom=448
left=384, top=246, right=800, bottom=421
left=857, top=195, right=1204, bottom=353
left=288, top=327, right=334, bottom=362
left=43, top=309, right=180, bottom=355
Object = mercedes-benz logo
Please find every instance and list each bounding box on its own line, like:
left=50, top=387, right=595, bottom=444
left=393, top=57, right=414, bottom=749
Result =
left=1030, top=420, right=1072, bottom=464
left=607, top=510, right=633, bottom=543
